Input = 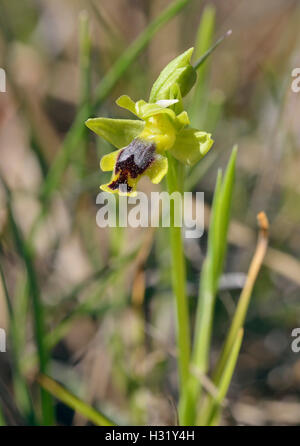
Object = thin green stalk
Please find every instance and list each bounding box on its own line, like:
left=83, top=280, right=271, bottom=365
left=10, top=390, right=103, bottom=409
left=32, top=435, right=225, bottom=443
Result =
left=181, top=147, right=237, bottom=425
left=79, top=11, right=91, bottom=108
left=181, top=171, right=223, bottom=425
left=0, top=175, right=54, bottom=425
left=187, top=13, right=230, bottom=191
left=166, top=154, right=190, bottom=423
left=74, top=11, right=92, bottom=178
left=38, top=375, right=116, bottom=426
left=193, top=29, right=232, bottom=71
left=0, top=259, right=35, bottom=424
left=190, top=4, right=216, bottom=127
left=10, top=218, right=53, bottom=426
left=0, top=405, right=5, bottom=426
left=199, top=214, right=268, bottom=425
left=21, top=250, right=137, bottom=374
left=199, top=328, right=244, bottom=425
left=195, top=149, right=237, bottom=362
left=213, top=212, right=269, bottom=384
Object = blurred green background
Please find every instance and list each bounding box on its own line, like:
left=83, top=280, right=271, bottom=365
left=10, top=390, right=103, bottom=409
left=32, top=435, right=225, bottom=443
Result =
left=0, top=0, right=300, bottom=426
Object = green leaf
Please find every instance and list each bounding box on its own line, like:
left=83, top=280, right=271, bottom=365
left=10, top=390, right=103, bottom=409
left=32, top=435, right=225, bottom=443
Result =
left=170, top=129, right=213, bottom=166
left=85, top=118, right=144, bottom=149
left=149, top=47, right=197, bottom=102
left=215, top=145, right=237, bottom=279
left=180, top=147, right=237, bottom=426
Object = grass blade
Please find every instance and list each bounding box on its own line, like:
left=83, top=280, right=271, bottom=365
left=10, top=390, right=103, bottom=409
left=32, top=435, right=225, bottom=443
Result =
left=73, top=11, right=92, bottom=178
left=198, top=213, right=269, bottom=425
left=196, top=146, right=237, bottom=376
left=213, top=212, right=269, bottom=383
left=193, top=29, right=232, bottom=71
left=38, top=375, right=116, bottom=426
left=215, top=146, right=238, bottom=279
left=0, top=405, right=5, bottom=426
left=21, top=249, right=138, bottom=373
left=190, top=4, right=216, bottom=127
left=0, top=258, right=36, bottom=424
left=181, top=147, right=237, bottom=425
left=0, top=175, right=54, bottom=425
left=200, top=328, right=244, bottom=425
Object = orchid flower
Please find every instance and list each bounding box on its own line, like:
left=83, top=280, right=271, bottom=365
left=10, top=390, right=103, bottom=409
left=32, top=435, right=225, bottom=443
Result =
left=86, top=48, right=213, bottom=196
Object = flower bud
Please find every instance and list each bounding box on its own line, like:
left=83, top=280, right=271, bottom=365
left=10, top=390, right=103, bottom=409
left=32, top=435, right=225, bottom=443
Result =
left=149, top=48, right=197, bottom=102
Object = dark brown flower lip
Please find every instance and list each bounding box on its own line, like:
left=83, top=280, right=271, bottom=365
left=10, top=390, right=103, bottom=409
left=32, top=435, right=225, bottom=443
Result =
left=108, top=172, right=133, bottom=192
left=115, top=138, right=155, bottom=178
left=107, top=138, right=156, bottom=192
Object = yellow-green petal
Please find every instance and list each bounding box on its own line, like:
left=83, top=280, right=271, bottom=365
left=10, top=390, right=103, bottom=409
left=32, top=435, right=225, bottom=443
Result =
left=170, top=128, right=214, bottom=166
left=116, top=95, right=137, bottom=115
left=86, top=118, right=144, bottom=149
left=146, top=155, right=168, bottom=184
left=138, top=102, right=176, bottom=120
left=116, top=95, right=178, bottom=122
left=100, top=180, right=138, bottom=197
left=100, top=149, right=121, bottom=171
left=176, top=111, right=190, bottom=130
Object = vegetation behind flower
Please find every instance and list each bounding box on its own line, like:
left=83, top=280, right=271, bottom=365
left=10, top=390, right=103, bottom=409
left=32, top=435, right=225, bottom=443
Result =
left=0, top=0, right=298, bottom=428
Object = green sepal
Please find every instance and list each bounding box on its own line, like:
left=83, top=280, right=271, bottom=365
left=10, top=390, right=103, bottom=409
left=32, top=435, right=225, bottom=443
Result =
left=116, top=95, right=177, bottom=121
left=168, top=83, right=184, bottom=114
left=170, top=128, right=213, bottom=166
left=149, top=48, right=197, bottom=102
left=85, top=118, right=144, bottom=149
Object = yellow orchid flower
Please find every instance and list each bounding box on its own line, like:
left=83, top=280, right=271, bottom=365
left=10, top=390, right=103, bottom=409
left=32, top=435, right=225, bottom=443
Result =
left=86, top=48, right=214, bottom=196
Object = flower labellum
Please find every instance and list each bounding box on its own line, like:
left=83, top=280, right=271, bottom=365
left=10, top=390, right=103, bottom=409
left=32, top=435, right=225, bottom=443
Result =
left=104, top=138, right=155, bottom=194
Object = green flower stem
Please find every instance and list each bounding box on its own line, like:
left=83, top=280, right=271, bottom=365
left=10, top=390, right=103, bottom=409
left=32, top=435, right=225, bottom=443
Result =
left=166, top=154, right=190, bottom=423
